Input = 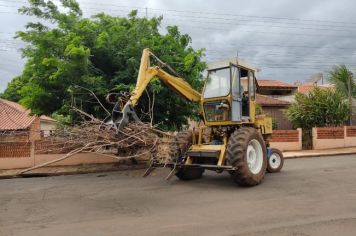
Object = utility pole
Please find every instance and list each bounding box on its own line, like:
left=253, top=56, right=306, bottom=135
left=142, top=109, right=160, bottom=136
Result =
left=348, top=72, right=352, bottom=125
left=145, top=7, right=148, bottom=18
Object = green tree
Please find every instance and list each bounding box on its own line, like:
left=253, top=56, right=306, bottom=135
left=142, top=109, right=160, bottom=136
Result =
left=328, top=65, right=355, bottom=97
left=2, top=0, right=205, bottom=130
left=328, top=65, right=355, bottom=125
left=1, top=76, right=28, bottom=101
left=286, top=87, right=348, bottom=129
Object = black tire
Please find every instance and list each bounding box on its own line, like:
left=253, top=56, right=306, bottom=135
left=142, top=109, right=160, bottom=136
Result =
left=169, top=131, right=204, bottom=180
left=226, top=127, right=267, bottom=186
left=168, top=131, right=192, bottom=163
left=175, top=167, right=204, bottom=180
left=267, top=148, right=284, bottom=173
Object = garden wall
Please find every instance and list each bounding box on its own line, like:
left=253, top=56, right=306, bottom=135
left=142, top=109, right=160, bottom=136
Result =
left=312, top=126, right=356, bottom=150
left=269, top=128, right=302, bottom=151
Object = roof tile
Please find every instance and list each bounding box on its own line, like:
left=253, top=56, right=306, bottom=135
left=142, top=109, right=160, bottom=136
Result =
left=256, top=94, right=290, bottom=106
left=257, top=80, right=297, bottom=88
left=0, top=99, right=37, bottom=130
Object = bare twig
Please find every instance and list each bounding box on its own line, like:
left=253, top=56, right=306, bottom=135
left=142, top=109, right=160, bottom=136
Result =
left=17, top=89, right=177, bottom=176
left=74, top=85, right=111, bottom=116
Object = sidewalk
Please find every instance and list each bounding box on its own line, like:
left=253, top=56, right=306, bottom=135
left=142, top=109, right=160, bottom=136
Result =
left=283, top=147, right=356, bottom=159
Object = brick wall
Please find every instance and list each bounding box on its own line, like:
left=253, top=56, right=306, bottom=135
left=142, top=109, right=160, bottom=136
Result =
left=270, top=130, right=299, bottom=142
left=0, top=130, right=32, bottom=158
left=346, top=126, right=356, bottom=137
left=0, top=142, right=31, bottom=158
left=35, top=140, right=80, bottom=154
left=269, top=128, right=302, bottom=151
left=313, top=126, right=350, bottom=150
left=0, top=130, right=31, bottom=158
left=316, top=127, right=344, bottom=139
left=29, top=118, right=41, bottom=141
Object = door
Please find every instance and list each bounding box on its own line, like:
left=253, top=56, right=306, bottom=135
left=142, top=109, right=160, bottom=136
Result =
left=231, top=64, right=242, bottom=122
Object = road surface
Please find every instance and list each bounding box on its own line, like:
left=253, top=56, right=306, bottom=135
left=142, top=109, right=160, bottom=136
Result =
left=1, top=155, right=356, bottom=236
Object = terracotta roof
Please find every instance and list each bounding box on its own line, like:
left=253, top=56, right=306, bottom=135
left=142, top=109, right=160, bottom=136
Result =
left=1, top=99, right=28, bottom=113
left=298, top=85, right=315, bottom=93
left=0, top=98, right=55, bottom=122
left=256, top=94, right=290, bottom=106
left=39, top=115, right=56, bottom=122
left=297, top=85, right=332, bottom=93
left=0, top=99, right=37, bottom=130
left=0, top=99, right=56, bottom=130
left=257, top=80, right=297, bottom=88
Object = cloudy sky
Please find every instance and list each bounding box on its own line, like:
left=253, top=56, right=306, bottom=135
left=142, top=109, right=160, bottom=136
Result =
left=1, top=0, right=356, bottom=92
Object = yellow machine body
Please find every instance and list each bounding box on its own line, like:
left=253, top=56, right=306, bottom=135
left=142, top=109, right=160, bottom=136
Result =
left=113, top=48, right=273, bottom=170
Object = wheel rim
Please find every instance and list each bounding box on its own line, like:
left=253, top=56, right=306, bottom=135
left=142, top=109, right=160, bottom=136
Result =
left=269, top=152, right=281, bottom=170
left=246, top=139, right=263, bottom=174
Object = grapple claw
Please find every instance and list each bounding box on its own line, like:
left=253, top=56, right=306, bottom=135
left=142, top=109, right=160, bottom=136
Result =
left=105, top=103, right=141, bottom=130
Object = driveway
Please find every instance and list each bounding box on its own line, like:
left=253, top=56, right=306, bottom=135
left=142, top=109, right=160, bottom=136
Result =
left=1, top=155, right=356, bottom=236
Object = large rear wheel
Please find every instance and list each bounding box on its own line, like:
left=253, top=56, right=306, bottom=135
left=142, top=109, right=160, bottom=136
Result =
left=226, top=127, right=267, bottom=186
left=169, top=131, right=204, bottom=180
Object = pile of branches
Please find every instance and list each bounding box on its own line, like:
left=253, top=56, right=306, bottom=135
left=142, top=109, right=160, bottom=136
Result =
left=20, top=120, right=174, bottom=175
left=18, top=87, right=176, bottom=175
left=36, top=121, right=159, bottom=157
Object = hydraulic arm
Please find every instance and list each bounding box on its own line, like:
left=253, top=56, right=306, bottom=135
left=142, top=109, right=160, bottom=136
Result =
left=108, top=48, right=201, bottom=129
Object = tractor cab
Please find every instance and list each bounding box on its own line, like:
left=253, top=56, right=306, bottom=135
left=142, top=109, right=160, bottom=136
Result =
left=202, top=58, right=258, bottom=125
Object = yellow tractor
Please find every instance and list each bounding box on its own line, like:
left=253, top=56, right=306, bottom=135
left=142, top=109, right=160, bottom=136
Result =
left=108, top=48, right=284, bottom=186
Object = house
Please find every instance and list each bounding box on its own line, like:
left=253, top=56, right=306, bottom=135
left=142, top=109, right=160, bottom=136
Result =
left=297, top=84, right=333, bottom=94
left=39, top=115, right=57, bottom=137
left=257, top=79, right=298, bottom=96
left=256, top=79, right=338, bottom=129
left=255, top=80, right=298, bottom=129
left=0, top=99, right=57, bottom=139
left=256, top=94, right=292, bottom=129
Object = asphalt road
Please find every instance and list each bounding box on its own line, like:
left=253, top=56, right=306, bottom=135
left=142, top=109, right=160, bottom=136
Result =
left=1, top=155, right=356, bottom=236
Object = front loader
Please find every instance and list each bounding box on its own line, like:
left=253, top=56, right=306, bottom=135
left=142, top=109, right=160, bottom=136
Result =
left=108, top=48, right=284, bottom=186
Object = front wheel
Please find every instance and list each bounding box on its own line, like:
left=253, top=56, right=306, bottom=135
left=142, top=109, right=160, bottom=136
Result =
left=169, top=131, right=204, bottom=180
left=226, top=128, right=267, bottom=186
left=175, top=168, right=204, bottom=180
left=267, top=148, right=284, bottom=173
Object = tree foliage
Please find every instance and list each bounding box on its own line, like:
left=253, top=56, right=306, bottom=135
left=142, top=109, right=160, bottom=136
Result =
left=328, top=64, right=355, bottom=97
left=286, top=88, right=348, bottom=129
left=2, top=0, right=205, bottom=130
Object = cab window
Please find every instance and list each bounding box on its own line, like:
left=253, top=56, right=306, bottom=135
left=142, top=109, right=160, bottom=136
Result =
left=204, top=67, right=230, bottom=98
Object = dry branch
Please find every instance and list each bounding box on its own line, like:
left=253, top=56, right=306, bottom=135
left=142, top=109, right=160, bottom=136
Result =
left=21, top=119, right=174, bottom=175
left=17, top=88, right=177, bottom=175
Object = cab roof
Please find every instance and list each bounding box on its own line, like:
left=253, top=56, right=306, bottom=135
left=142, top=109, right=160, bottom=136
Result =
left=207, top=57, right=258, bottom=72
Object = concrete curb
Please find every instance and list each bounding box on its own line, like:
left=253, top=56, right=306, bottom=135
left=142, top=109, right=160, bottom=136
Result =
left=0, top=163, right=148, bottom=180
left=284, top=151, right=356, bottom=159
left=2, top=151, right=356, bottom=179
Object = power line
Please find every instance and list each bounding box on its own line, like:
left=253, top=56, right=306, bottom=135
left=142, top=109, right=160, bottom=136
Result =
left=1, top=0, right=355, bottom=76
left=204, top=46, right=356, bottom=56
left=59, top=0, right=356, bottom=27
left=2, top=0, right=356, bottom=29
left=157, top=16, right=355, bottom=33
left=203, top=43, right=356, bottom=51
left=1, top=2, right=356, bottom=39
left=164, top=23, right=356, bottom=38
left=143, top=6, right=356, bottom=27
left=3, top=10, right=354, bottom=40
